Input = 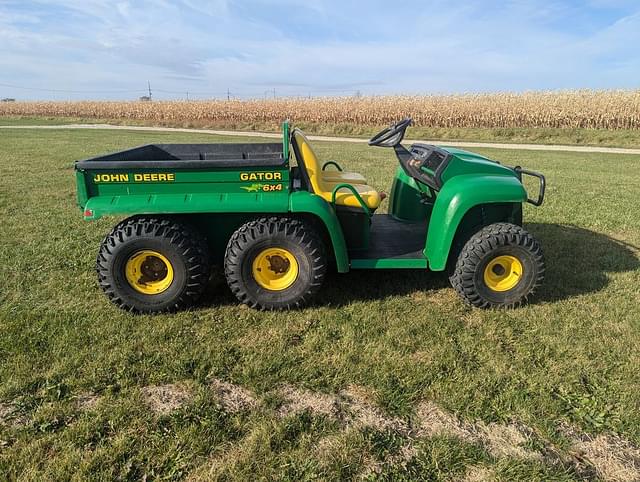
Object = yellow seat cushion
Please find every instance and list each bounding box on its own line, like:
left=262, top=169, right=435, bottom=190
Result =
left=319, top=182, right=381, bottom=209
left=322, top=170, right=367, bottom=184
left=294, top=130, right=380, bottom=210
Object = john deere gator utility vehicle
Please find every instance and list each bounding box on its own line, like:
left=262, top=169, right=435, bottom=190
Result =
left=75, top=119, right=546, bottom=312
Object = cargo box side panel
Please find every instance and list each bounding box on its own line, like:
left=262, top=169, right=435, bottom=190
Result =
left=79, top=167, right=290, bottom=220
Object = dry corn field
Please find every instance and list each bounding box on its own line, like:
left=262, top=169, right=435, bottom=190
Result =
left=2, top=90, right=640, bottom=129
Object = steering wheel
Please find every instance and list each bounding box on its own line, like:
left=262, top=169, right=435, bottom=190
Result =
left=368, top=118, right=412, bottom=147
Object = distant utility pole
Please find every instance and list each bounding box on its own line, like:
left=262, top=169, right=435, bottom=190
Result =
left=227, top=88, right=230, bottom=101
left=147, top=81, right=152, bottom=100
left=273, top=88, right=276, bottom=99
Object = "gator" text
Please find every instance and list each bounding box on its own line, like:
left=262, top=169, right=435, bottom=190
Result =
left=239, top=172, right=282, bottom=181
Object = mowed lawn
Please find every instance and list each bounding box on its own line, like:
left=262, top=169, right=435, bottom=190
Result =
left=0, top=127, right=639, bottom=481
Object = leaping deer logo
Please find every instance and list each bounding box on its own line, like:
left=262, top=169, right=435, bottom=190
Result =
left=241, top=183, right=264, bottom=192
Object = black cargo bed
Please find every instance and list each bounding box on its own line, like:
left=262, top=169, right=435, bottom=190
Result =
left=75, top=143, right=285, bottom=170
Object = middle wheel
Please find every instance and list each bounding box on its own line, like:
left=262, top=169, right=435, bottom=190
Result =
left=224, top=217, right=327, bottom=309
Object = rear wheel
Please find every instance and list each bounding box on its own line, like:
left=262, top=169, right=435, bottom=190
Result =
left=449, top=223, right=544, bottom=308
left=97, top=216, right=210, bottom=313
left=224, top=217, right=326, bottom=310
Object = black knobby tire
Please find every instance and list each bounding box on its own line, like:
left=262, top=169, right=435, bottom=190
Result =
left=449, top=222, right=545, bottom=308
left=224, top=217, right=327, bottom=310
left=97, top=216, right=210, bottom=313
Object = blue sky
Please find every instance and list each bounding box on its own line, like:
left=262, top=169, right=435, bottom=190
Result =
left=1, top=0, right=639, bottom=100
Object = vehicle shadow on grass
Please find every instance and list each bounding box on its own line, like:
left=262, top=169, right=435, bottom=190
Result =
left=526, top=223, right=640, bottom=303
left=201, top=266, right=451, bottom=310
left=317, top=269, right=450, bottom=307
left=200, top=223, right=639, bottom=309
left=202, top=268, right=451, bottom=309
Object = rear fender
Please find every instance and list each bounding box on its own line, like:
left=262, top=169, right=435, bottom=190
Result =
left=289, top=191, right=349, bottom=273
left=425, top=175, right=527, bottom=271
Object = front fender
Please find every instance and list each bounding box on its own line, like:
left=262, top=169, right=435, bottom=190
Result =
left=289, top=191, right=350, bottom=273
left=425, top=175, right=527, bottom=271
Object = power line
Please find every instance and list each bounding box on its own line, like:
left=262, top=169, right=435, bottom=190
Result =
left=0, top=81, right=364, bottom=99
left=154, top=88, right=230, bottom=96
left=0, top=82, right=144, bottom=94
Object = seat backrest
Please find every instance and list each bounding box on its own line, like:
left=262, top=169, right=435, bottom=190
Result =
left=292, top=130, right=327, bottom=195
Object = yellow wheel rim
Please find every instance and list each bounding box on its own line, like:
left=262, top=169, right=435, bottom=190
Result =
left=125, top=250, right=174, bottom=295
left=483, top=255, right=523, bottom=292
left=252, top=247, right=299, bottom=291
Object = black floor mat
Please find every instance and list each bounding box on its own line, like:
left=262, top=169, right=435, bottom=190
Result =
left=354, top=214, right=427, bottom=259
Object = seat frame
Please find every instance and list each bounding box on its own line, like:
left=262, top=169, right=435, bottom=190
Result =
left=290, top=128, right=314, bottom=194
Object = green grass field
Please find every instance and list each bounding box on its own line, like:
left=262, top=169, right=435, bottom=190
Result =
left=1, top=127, right=639, bottom=481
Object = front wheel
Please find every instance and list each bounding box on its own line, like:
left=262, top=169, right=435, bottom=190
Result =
left=449, top=223, right=545, bottom=308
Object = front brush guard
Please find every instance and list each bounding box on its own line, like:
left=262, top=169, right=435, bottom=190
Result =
left=514, top=167, right=546, bottom=206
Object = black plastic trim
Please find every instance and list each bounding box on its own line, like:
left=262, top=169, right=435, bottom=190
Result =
left=76, top=159, right=285, bottom=169
left=393, top=143, right=452, bottom=191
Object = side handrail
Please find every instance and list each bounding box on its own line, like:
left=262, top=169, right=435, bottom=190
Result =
left=330, top=183, right=371, bottom=217
left=322, top=160, right=343, bottom=171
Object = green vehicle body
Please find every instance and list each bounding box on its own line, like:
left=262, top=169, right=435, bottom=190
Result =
left=75, top=121, right=542, bottom=274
